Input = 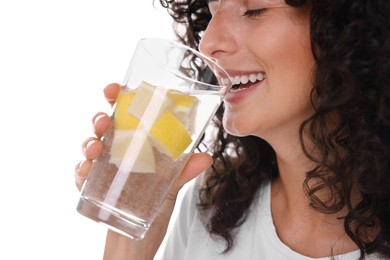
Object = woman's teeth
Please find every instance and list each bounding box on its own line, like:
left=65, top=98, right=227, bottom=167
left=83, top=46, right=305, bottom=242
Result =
left=228, top=73, right=266, bottom=91
left=232, top=73, right=266, bottom=85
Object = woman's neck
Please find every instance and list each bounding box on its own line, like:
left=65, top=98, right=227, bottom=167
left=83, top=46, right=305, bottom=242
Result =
left=266, top=131, right=359, bottom=257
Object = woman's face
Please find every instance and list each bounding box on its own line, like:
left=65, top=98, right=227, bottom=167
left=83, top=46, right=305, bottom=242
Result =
left=200, top=0, right=315, bottom=140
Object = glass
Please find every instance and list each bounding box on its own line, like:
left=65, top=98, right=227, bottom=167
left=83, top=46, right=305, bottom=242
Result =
left=76, top=38, right=232, bottom=240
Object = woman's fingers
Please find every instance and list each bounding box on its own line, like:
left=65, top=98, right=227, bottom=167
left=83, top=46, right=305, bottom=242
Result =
left=75, top=113, right=108, bottom=190
left=92, top=112, right=111, bottom=139
left=82, top=137, right=103, bottom=160
left=75, top=159, right=92, bottom=191
left=75, top=83, right=120, bottom=191
left=75, top=137, right=103, bottom=191
left=104, top=83, right=121, bottom=107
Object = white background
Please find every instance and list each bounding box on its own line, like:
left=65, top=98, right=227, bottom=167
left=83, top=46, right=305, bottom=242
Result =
left=0, top=1, right=175, bottom=259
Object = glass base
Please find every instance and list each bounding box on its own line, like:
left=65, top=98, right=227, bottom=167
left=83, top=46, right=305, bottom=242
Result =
left=77, top=196, right=150, bottom=240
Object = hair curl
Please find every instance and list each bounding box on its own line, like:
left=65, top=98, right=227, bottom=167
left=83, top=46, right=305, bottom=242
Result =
left=159, top=0, right=390, bottom=258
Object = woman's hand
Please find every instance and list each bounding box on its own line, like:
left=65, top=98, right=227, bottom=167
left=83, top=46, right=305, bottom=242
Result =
left=74, top=83, right=120, bottom=191
left=74, top=83, right=212, bottom=259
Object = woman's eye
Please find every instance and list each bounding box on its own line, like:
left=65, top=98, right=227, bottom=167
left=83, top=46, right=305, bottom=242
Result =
left=242, top=8, right=267, bottom=18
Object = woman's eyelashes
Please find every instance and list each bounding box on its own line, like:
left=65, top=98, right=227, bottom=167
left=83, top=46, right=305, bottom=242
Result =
left=207, top=1, right=270, bottom=18
left=242, top=8, right=267, bottom=18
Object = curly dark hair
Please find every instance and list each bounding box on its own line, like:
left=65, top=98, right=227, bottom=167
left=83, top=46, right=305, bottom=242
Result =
left=159, top=0, right=390, bottom=258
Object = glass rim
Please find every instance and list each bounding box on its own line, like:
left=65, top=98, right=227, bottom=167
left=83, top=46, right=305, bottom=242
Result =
left=138, top=37, right=233, bottom=95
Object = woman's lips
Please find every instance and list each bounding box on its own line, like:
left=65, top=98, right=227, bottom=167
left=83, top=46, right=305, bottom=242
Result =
left=224, top=79, right=265, bottom=103
left=224, top=77, right=266, bottom=103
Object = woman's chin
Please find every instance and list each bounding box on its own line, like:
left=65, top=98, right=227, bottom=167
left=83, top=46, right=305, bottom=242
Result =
left=222, top=118, right=249, bottom=137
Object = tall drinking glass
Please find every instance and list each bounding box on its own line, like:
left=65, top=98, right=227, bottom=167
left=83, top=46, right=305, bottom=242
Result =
left=77, top=38, right=232, bottom=240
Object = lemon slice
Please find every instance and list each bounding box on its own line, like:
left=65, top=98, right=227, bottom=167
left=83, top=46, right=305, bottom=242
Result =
left=150, top=112, right=192, bottom=160
left=111, top=82, right=195, bottom=168
left=168, top=90, right=198, bottom=108
left=127, top=81, right=173, bottom=121
left=167, top=89, right=199, bottom=133
left=114, top=91, right=138, bottom=129
left=109, top=130, right=155, bottom=173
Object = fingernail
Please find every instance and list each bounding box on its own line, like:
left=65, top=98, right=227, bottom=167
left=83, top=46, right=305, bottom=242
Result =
left=85, top=139, right=95, bottom=149
left=92, top=112, right=106, bottom=125
left=82, top=138, right=95, bottom=153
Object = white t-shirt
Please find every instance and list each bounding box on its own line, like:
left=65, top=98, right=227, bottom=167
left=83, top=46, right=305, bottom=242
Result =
left=159, top=178, right=385, bottom=260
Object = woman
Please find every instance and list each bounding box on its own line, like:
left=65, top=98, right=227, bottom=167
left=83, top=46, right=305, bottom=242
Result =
left=75, top=0, right=390, bottom=259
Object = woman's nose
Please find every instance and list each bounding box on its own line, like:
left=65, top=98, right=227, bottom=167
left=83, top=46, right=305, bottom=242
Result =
left=199, top=9, right=237, bottom=60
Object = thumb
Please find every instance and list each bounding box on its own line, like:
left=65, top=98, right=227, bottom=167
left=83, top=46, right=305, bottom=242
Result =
left=157, top=152, right=212, bottom=222
left=175, top=152, right=213, bottom=188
